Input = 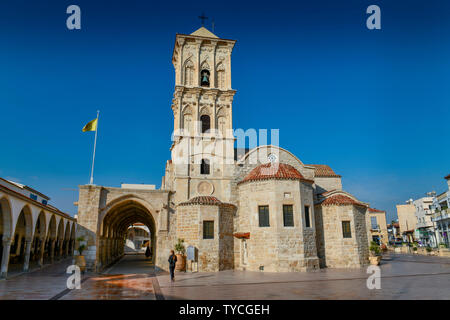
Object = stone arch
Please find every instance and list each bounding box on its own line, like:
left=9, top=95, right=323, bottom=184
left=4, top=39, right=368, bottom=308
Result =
left=0, top=196, right=13, bottom=240
left=200, top=61, right=210, bottom=87
left=98, top=196, right=158, bottom=268
left=0, top=196, right=13, bottom=276
left=44, top=215, right=57, bottom=263
left=8, top=205, right=33, bottom=271
left=200, top=60, right=210, bottom=71
left=47, top=215, right=57, bottom=240
left=183, top=59, right=194, bottom=86
left=62, top=220, right=71, bottom=257
left=200, top=114, right=211, bottom=133
left=216, top=107, right=227, bottom=136
left=199, top=106, right=211, bottom=116
left=182, top=105, right=193, bottom=134
left=216, top=62, right=226, bottom=89
left=54, top=219, right=64, bottom=260
left=31, top=211, right=46, bottom=264
left=99, top=195, right=158, bottom=228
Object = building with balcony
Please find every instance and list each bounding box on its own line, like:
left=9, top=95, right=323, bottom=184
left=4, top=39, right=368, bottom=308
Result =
left=431, top=174, right=450, bottom=247
left=413, top=197, right=436, bottom=247
left=366, top=208, right=388, bottom=245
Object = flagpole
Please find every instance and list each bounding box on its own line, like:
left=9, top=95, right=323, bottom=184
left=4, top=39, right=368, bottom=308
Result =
left=89, top=110, right=100, bottom=185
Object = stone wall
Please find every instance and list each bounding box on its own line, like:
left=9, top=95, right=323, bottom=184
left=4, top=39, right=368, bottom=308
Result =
left=176, top=203, right=234, bottom=272
left=315, top=204, right=369, bottom=268
left=236, top=179, right=319, bottom=272
left=366, top=211, right=388, bottom=245
left=76, top=185, right=173, bottom=271
left=314, top=177, right=342, bottom=194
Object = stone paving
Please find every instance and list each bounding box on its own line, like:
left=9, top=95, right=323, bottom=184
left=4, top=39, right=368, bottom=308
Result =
left=0, top=253, right=449, bottom=300
left=61, top=254, right=156, bottom=300
left=0, top=258, right=78, bottom=300
left=157, top=253, right=450, bottom=300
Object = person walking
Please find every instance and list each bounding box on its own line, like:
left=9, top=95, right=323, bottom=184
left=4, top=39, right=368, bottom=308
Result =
left=145, top=245, right=151, bottom=259
left=168, top=250, right=177, bottom=282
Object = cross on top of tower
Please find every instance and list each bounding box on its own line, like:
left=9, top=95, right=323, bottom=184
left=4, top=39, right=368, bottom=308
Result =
left=198, top=13, right=208, bottom=26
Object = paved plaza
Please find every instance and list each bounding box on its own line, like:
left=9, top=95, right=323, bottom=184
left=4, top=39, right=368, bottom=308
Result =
left=0, top=253, right=449, bottom=300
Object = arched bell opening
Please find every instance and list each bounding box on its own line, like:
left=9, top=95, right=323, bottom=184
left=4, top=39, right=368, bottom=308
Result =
left=200, top=69, right=210, bottom=87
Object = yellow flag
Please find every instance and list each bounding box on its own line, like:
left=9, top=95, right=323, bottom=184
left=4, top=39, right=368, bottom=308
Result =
left=82, top=118, right=98, bottom=132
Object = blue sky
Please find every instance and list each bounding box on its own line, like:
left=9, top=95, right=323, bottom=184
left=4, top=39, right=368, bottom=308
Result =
left=1, top=0, right=449, bottom=222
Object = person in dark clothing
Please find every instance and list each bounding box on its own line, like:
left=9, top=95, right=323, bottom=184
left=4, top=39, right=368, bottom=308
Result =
left=145, top=245, right=151, bottom=259
left=168, top=250, right=177, bottom=281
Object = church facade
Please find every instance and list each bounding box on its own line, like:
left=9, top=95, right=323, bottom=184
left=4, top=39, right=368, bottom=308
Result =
left=76, top=27, right=371, bottom=272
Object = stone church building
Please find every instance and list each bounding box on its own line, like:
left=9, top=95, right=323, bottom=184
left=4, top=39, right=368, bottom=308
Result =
left=76, top=27, right=371, bottom=272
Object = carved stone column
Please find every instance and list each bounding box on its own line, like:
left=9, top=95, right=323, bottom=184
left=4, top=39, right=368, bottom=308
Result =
left=50, top=239, right=56, bottom=264
left=39, top=237, right=46, bottom=267
left=23, top=238, right=33, bottom=272
left=0, top=237, right=12, bottom=278
left=64, top=239, right=70, bottom=258
left=58, top=239, right=64, bottom=259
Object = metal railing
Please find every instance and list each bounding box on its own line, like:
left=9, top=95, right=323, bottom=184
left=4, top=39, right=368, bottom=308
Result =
left=432, top=209, right=449, bottom=222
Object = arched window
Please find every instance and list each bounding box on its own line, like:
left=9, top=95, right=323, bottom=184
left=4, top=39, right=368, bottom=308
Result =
left=182, top=106, right=193, bottom=134
left=200, top=159, right=210, bottom=175
left=216, top=63, right=225, bottom=89
left=200, top=69, right=210, bottom=87
left=200, top=115, right=210, bottom=133
left=184, top=60, right=194, bottom=86
left=218, top=116, right=226, bottom=136
left=183, top=114, right=193, bottom=134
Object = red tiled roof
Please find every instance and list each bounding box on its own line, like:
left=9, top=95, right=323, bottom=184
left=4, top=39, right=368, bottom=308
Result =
left=319, top=189, right=337, bottom=196
left=179, top=196, right=222, bottom=206
left=239, top=163, right=313, bottom=185
left=368, top=208, right=385, bottom=213
left=179, top=196, right=237, bottom=208
left=321, top=194, right=366, bottom=207
left=307, top=164, right=341, bottom=177
left=445, top=174, right=450, bottom=180
left=233, top=232, right=250, bottom=239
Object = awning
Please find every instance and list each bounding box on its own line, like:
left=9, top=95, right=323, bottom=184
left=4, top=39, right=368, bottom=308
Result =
left=233, top=232, right=250, bottom=239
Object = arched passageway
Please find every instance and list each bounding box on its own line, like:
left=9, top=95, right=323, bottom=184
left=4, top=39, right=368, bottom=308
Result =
left=8, top=206, right=33, bottom=272
left=125, top=225, right=151, bottom=253
left=99, top=200, right=156, bottom=269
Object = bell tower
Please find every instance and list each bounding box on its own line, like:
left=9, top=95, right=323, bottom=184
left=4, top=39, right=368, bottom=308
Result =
left=167, top=27, right=237, bottom=204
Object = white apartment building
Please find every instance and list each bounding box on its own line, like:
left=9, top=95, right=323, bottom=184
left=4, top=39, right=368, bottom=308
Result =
left=431, top=175, right=450, bottom=247
left=413, top=196, right=436, bottom=247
